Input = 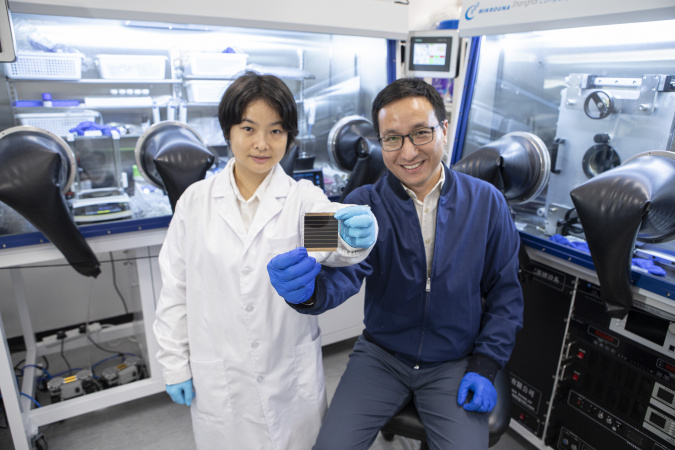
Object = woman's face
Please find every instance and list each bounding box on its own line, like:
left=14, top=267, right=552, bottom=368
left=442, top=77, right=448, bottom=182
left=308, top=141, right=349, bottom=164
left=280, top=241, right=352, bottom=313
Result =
left=229, top=99, right=288, bottom=182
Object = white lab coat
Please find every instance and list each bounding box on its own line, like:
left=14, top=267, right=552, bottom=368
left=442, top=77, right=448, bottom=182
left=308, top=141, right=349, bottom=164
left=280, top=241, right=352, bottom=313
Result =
left=153, top=160, right=373, bottom=450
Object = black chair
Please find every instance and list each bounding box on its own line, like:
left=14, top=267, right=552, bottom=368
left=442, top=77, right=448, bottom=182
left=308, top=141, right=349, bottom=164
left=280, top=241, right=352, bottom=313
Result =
left=279, top=143, right=299, bottom=176
left=380, top=367, right=512, bottom=449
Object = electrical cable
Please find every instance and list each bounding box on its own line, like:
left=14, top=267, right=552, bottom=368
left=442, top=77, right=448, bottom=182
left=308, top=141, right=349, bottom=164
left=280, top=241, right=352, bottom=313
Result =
left=16, top=364, right=48, bottom=377
left=86, top=333, right=121, bottom=354
left=20, top=393, right=42, bottom=408
left=14, top=356, right=50, bottom=381
left=48, top=368, right=83, bottom=378
left=109, top=251, right=130, bottom=315
left=59, top=337, right=72, bottom=374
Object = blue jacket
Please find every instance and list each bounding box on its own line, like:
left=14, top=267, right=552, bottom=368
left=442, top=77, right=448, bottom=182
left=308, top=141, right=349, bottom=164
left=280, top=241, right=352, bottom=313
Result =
left=297, top=165, right=523, bottom=380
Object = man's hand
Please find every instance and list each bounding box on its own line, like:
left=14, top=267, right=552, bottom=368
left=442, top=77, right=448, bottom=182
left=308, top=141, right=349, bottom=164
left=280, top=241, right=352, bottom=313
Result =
left=335, top=205, right=376, bottom=249
left=267, top=247, right=321, bottom=304
left=457, top=372, right=497, bottom=413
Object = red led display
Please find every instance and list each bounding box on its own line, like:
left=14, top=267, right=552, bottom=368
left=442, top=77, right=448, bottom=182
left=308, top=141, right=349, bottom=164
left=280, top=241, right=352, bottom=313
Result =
left=657, top=359, right=675, bottom=375
left=664, top=362, right=675, bottom=374
left=593, top=328, right=615, bottom=343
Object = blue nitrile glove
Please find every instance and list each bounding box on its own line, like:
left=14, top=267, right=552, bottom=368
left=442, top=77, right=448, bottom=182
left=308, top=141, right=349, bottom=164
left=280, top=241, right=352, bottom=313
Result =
left=457, top=372, right=497, bottom=413
left=69, top=121, right=119, bottom=136
left=334, top=205, right=376, bottom=249
left=549, top=234, right=589, bottom=253
left=267, top=247, right=322, bottom=304
left=632, top=258, right=667, bottom=276
left=165, top=379, right=194, bottom=406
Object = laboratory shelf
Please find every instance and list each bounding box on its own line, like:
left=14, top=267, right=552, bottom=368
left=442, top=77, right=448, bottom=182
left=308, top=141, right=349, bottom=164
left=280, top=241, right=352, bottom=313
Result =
left=0, top=227, right=166, bottom=450
left=182, top=74, right=315, bottom=81
left=520, top=231, right=675, bottom=311
left=13, top=104, right=157, bottom=111
left=5, top=78, right=182, bottom=84
left=0, top=216, right=172, bottom=252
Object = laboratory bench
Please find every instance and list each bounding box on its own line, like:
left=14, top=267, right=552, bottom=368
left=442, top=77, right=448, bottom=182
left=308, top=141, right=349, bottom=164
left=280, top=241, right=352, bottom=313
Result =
left=0, top=217, right=365, bottom=450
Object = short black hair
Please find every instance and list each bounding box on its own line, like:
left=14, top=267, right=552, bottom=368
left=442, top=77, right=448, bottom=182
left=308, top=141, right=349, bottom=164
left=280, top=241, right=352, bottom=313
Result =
left=218, top=71, right=298, bottom=151
left=371, top=78, right=446, bottom=136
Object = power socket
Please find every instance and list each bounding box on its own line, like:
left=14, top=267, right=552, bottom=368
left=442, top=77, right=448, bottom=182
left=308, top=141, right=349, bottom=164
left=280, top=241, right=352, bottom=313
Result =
left=42, top=334, right=58, bottom=344
left=65, top=328, right=80, bottom=339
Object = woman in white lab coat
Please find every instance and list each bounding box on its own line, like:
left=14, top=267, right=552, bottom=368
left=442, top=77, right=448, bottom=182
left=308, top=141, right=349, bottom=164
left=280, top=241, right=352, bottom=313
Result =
left=153, top=71, right=376, bottom=450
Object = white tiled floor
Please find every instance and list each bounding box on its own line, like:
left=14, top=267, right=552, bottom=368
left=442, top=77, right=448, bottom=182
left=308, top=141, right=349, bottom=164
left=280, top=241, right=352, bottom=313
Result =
left=1, top=337, right=537, bottom=449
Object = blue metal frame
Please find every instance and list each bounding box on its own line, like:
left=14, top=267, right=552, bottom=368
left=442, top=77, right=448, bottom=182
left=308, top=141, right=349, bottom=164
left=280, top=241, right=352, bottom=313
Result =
left=0, top=215, right=172, bottom=251
left=450, top=36, right=481, bottom=165
left=386, top=39, right=397, bottom=85
left=520, top=232, right=675, bottom=300
left=520, top=232, right=596, bottom=272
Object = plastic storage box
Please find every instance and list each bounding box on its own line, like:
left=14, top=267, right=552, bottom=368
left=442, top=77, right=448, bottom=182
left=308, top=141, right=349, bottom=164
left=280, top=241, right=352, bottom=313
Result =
left=184, top=52, right=248, bottom=77
left=185, top=80, right=232, bottom=103
left=4, top=52, right=83, bottom=80
left=16, top=110, right=102, bottom=137
left=97, top=54, right=167, bottom=80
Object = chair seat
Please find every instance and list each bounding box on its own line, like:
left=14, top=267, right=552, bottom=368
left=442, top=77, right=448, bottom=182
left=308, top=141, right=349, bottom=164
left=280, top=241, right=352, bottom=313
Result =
left=380, top=367, right=512, bottom=448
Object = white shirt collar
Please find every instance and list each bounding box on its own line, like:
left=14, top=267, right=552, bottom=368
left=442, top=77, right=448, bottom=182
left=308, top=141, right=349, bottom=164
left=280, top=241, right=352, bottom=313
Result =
left=228, top=160, right=275, bottom=203
left=402, top=166, right=446, bottom=202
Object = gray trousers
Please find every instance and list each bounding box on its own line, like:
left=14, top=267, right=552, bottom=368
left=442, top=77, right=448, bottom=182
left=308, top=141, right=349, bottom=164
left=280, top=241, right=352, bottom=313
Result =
left=314, top=334, right=489, bottom=450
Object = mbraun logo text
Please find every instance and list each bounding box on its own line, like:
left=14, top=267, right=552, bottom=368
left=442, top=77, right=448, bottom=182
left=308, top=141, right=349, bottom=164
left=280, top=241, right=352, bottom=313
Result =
left=464, top=2, right=511, bottom=21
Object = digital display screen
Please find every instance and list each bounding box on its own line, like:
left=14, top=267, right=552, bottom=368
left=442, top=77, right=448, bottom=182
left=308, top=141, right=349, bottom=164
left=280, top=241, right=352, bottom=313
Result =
left=0, top=3, right=16, bottom=62
left=650, top=411, right=667, bottom=429
left=409, top=36, right=452, bottom=73
left=658, top=359, right=675, bottom=375
left=293, top=169, right=325, bottom=191
left=413, top=42, right=447, bottom=66
left=657, top=387, right=674, bottom=404
left=588, top=326, right=618, bottom=346
left=624, top=309, right=669, bottom=346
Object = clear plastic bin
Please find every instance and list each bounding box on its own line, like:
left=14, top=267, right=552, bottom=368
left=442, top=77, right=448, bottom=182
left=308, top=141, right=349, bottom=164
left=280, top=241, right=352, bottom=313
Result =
left=16, top=110, right=102, bottom=137
left=97, top=54, right=167, bottom=80
left=185, top=80, right=232, bottom=103
left=184, top=52, right=248, bottom=77
left=4, top=52, right=83, bottom=80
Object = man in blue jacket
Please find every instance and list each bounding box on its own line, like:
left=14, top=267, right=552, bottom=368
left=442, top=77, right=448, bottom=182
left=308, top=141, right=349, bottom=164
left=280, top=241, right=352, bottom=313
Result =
left=267, top=78, right=524, bottom=449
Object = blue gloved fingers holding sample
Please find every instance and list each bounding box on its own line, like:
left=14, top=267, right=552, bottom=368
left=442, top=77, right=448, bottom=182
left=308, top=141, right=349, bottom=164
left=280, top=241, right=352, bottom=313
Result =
left=631, top=258, right=667, bottom=276
left=166, top=379, right=195, bottom=406
left=457, top=372, right=497, bottom=413
left=335, top=205, right=376, bottom=249
left=268, top=247, right=322, bottom=304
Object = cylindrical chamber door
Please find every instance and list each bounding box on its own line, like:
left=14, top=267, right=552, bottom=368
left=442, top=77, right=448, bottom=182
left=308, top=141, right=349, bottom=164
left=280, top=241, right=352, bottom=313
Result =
left=0, top=126, right=100, bottom=277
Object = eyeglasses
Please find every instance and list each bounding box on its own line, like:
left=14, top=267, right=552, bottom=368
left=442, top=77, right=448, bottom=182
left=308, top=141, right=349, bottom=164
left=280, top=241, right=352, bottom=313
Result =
left=377, top=124, right=442, bottom=152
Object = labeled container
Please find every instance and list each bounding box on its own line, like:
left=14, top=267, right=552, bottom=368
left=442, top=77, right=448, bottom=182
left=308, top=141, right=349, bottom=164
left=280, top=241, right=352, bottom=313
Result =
left=185, top=80, right=232, bottom=103
left=4, top=51, right=83, bottom=80
left=96, top=54, right=167, bottom=80
left=184, top=52, right=248, bottom=78
left=42, top=93, right=53, bottom=107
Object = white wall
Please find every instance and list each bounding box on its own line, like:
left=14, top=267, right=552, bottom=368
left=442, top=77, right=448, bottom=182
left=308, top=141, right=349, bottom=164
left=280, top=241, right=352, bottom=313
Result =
left=408, top=0, right=462, bottom=31
left=10, top=0, right=408, bottom=39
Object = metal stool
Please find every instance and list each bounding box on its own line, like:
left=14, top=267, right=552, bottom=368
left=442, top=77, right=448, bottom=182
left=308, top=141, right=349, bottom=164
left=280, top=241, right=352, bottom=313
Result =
left=380, top=367, right=512, bottom=449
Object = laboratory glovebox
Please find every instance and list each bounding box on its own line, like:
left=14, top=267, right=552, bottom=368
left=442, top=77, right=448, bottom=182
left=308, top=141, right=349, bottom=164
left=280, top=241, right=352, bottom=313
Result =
left=451, top=15, right=675, bottom=450
left=0, top=2, right=404, bottom=449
